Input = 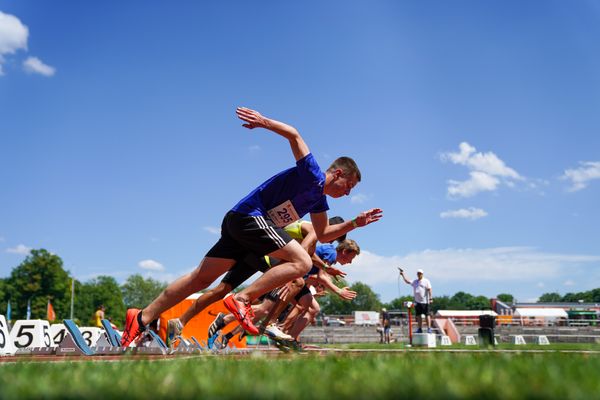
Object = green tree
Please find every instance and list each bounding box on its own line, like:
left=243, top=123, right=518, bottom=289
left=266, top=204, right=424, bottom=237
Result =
left=538, top=292, right=562, bottom=302
left=121, top=274, right=167, bottom=309
left=448, top=291, right=473, bottom=310
left=496, top=293, right=514, bottom=304
left=0, top=278, right=7, bottom=314
left=466, top=295, right=491, bottom=310
left=76, top=276, right=126, bottom=327
left=562, top=291, right=592, bottom=303
left=350, top=282, right=383, bottom=311
left=319, top=281, right=382, bottom=314
left=5, top=249, right=71, bottom=320
left=430, top=295, right=450, bottom=313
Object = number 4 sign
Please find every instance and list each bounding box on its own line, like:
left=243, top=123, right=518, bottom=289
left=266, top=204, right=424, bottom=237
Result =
left=9, top=319, right=52, bottom=349
left=0, top=314, right=16, bottom=355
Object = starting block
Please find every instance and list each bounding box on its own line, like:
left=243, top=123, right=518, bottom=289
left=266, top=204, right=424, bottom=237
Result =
left=94, top=320, right=126, bottom=355
left=412, top=333, right=436, bottom=347
left=56, top=320, right=95, bottom=356
left=171, top=335, right=197, bottom=354
left=0, top=315, right=16, bottom=356
left=134, top=330, right=168, bottom=355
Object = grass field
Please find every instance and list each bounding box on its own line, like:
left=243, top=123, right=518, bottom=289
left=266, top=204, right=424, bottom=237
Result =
left=1, top=346, right=600, bottom=399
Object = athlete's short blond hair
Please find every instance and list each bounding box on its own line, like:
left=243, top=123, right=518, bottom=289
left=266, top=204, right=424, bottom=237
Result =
left=336, top=239, right=360, bottom=255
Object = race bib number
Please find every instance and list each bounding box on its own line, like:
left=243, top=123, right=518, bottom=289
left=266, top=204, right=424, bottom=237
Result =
left=267, top=200, right=300, bottom=228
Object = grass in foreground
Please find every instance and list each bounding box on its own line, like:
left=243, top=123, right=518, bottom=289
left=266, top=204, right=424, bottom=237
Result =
left=1, top=352, right=600, bottom=400
left=326, top=342, right=600, bottom=351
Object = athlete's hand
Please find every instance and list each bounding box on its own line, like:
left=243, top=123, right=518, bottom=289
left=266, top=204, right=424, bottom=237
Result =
left=355, top=208, right=383, bottom=227
left=338, top=287, right=357, bottom=300
left=236, top=107, right=269, bottom=129
left=277, top=285, right=292, bottom=302
left=326, top=266, right=346, bottom=279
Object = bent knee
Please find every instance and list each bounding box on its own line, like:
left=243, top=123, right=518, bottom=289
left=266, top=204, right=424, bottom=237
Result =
left=291, top=278, right=305, bottom=288
left=295, top=254, right=312, bottom=275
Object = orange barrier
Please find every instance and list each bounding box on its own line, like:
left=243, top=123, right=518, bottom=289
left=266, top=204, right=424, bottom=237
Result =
left=497, top=315, right=513, bottom=326
left=158, top=294, right=246, bottom=348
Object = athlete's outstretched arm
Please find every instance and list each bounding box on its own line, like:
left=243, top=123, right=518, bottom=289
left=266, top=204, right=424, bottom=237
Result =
left=236, top=107, right=309, bottom=161
left=310, top=208, right=383, bottom=244
left=316, top=269, right=356, bottom=300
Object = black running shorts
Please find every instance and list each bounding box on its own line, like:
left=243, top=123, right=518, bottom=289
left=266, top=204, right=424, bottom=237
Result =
left=221, top=253, right=270, bottom=289
left=415, top=302, right=429, bottom=316
left=294, top=284, right=312, bottom=302
left=206, top=211, right=293, bottom=260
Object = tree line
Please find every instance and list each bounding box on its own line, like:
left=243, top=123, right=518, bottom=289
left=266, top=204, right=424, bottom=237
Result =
left=538, top=290, right=600, bottom=303
left=3, top=249, right=594, bottom=325
left=0, top=249, right=166, bottom=327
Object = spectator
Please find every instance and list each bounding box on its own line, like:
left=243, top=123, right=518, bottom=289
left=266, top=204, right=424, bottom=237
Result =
left=94, top=305, right=105, bottom=328
left=381, top=308, right=391, bottom=344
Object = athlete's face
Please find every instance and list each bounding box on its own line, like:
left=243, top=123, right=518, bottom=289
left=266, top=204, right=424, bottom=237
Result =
left=327, top=170, right=359, bottom=198
left=337, top=250, right=357, bottom=265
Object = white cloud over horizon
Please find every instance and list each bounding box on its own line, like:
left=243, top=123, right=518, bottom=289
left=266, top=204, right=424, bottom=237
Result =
left=138, top=259, right=165, bottom=271
left=440, top=207, right=488, bottom=220
left=561, top=161, right=600, bottom=192
left=441, top=142, right=523, bottom=198
left=5, top=244, right=32, bottom=255
left=344, top=247, right=600, bottom=290
left=23, top=56, right=55, bottom=76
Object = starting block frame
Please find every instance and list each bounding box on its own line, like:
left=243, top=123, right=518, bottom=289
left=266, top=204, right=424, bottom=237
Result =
left=134, top=330, right=169, bottom=355
left=94, top=320, right=126, bottom=355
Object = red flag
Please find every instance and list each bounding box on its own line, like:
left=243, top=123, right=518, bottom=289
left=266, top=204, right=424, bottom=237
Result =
left=47, top=299, right=56, bottom=322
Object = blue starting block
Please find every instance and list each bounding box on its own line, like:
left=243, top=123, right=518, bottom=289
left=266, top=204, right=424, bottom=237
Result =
left=56, top=320, right=95, bottom=356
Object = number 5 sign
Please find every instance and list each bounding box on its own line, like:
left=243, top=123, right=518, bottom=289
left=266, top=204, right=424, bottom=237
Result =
left=9, top=319, right=52, bottom=349
left=0, top=314, right=16, bottom=355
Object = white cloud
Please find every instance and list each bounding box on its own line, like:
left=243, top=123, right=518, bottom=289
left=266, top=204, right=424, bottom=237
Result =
left=0, top=11, right=28, bottom=75
left=203, top=226, right=220, bottom=235
left=440, top=207, right=488, bottom=220
left=563, top=279, right=575, bottom=287
left=138, top=259, right=165, bottom=271
left=536, top=282, right=545, bottom=288
left=6, top=244, right=31, bottom=255
left=344, top=247, right=600, bottom=287
left=561, top=161, right=600, bottom=192
left=350, top=193, right=369, bottom=204
left=23, top=56, right=55, bottom=76
left=441, top=142, right=523, bottom=198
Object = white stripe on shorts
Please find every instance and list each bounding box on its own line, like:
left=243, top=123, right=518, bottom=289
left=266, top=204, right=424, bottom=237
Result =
left=253, top=215, right=286, bottom=248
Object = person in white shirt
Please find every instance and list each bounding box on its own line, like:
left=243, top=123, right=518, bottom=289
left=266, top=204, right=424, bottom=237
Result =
left=401, top=268, right=433, bottom=333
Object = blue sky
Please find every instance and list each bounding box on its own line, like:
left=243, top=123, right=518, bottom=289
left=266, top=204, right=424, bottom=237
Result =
left=1, top=1, right=599, bottom=303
